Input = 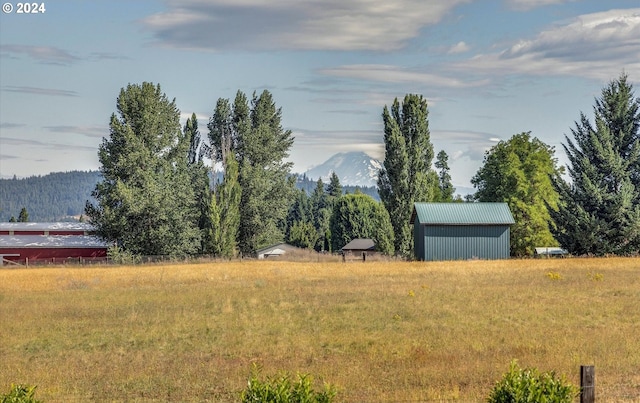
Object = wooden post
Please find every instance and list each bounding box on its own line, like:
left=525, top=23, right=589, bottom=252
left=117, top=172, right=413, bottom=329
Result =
left=580, top=365, right=595, bottom=403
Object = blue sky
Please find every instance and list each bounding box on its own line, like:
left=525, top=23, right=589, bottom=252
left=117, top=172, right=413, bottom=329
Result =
left=1, top=0, right=639, bottom=191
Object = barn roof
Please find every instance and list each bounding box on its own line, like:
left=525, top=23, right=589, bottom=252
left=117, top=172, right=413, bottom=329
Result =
left=0, top=235, right=108, bottom=248
left=0, top=222, right=95, bottom=231
left=411, top=203, right=515, bottom=225
left=341, top=238, right=375, bottom=251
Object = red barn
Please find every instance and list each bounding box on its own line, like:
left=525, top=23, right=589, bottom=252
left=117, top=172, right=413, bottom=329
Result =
left=0, top=223, right=108, bottom=265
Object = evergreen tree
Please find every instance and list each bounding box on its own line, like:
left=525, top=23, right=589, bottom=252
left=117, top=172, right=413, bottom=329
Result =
left=310, top=178, right=332, bottom=252
left=184, top=113, right=212, bottom=252
left=86, top=82, right=201, bottom=257
left=330, top=193, right=394, bottom=255
left=472, top=132, right=562, bottom=256
left=378, top=94, right=438, bottom=257
left=551, top=74, right=640, bottom=255
left=209, top=90, right=295, bottom=256
left=9, top=216, right=16, bottom=223
left=326, top=172, right=343, bottom=198
left=435, top=150, right=455, bottom=202
left=18, top=207, right=28, bottom=222
left=206, top=98, right=243, bottom=258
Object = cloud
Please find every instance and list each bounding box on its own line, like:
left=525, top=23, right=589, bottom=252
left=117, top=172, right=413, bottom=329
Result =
left=447, top=41, right=470, bottom=54
left=44, top=125, right=108, bottom=139
left=141, top=0, right=470, bottom=51
left=320, top=64, right=490, bottom=88
left=0, top=123, right=26, bottom=129
left=506, top=0, right=578, bottom=11
left=432, top=130, right=501, bottom=161
left=2, top=86, right=79, bottom=97
left=1, top=137, right=97, bottom=152
left=456, top=8, right=640, bottom=80
left=0, top=45, right=80, bottom=65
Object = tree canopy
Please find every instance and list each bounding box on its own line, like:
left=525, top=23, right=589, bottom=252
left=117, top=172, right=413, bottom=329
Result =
left=86, top=82, right=201, bottom=257
left=472, top=132, right=562, bottom=256
left=378, top=94, right=439, bottom=257
left=551, top=74, right=640, bottom=255
left=330, top=193, right=394, bottom=255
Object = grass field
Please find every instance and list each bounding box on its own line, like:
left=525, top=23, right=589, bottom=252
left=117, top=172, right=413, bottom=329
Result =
left=1, top=257, right=639, bottom=402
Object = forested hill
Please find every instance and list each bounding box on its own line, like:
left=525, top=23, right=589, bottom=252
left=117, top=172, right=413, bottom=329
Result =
left=0, top=171, right=101, bottom=222
left=0, top=170, right=380, bottom=222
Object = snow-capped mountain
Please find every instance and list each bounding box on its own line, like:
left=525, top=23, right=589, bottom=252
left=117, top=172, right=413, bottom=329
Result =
left=304, top=151, right=382, bottom=187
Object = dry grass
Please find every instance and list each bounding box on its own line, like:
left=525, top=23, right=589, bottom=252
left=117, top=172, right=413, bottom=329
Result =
left=1, top=258, right=639, bottom=402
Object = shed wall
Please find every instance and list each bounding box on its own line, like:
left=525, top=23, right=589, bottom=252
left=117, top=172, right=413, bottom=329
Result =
left=418, top=225, right=510, bottom=261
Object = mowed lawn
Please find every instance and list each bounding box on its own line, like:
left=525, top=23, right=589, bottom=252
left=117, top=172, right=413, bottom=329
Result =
left=1, top=258, right=639, bottom=402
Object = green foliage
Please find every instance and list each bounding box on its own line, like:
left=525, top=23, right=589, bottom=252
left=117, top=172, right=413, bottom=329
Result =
left=17, top=208, right=29, bottom=223
left=472, top=132, right=562, bottom=256
left=378, top=94, right=438, bottom=258
left=241, top=365, right=336, bottom=403
left=106, top=245, right=141, bottom=265
left=86, top=82, right=201, bottom=257
left=551, top=74, right=640, bottom=255
left=288, top=220, right=319, bottom=249
left=1, top=384, right=42, bottom=403
left=235, top=90, right=296, bottom=255
left=487, top=361, right=577, bottom=403
left=330, top=193, right=394, bottom=255
left=435, top=150, right=455, bottom=202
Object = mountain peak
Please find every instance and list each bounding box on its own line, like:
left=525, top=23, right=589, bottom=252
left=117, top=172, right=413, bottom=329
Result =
left=304, top=151, right=381, bottom=187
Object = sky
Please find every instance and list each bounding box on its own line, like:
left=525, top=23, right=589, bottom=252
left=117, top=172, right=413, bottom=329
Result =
left=1, top=0, right=639, bottom=192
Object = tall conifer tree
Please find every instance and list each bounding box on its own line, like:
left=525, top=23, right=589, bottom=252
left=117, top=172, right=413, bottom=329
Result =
left=86, top=82, right=201, bottom=256
left=206, top=98, right=241, bottom=258
left=552, top=74, right=640, bottom=255
left=378, top=94, right=438, bottom=257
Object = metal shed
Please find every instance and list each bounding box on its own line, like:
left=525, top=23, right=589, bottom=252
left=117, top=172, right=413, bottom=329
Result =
left=410, top=203, right=515, bottom=261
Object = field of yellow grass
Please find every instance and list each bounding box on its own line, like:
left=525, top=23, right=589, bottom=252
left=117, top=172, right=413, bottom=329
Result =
left=1, top=258, right=639, bottom=402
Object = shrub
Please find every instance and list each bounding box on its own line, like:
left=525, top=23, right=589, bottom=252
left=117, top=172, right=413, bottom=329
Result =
left=1, top=384, right=43, bottom=403
left=241, top=364, right=337, bottom=403
left=107, top=245, right=141, bottom=265
left=487, top=361, right=578, bottom=403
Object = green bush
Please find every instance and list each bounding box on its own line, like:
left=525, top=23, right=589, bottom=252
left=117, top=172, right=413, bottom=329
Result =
left=487, top=361, right=578, bottom=403
left=241, top=365, right=337, bottom=403
left=1, top=384, right=42, bottom=403
left=107, top=245, right=141, bottom=265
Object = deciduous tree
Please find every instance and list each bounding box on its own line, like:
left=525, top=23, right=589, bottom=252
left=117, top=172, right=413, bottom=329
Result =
left=472, top=132, right=562, bottom=256
left=330, top=193, right=394, bottom=255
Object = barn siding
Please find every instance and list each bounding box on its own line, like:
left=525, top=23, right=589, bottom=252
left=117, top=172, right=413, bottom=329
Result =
left=421, top=225, right=510, bottom=261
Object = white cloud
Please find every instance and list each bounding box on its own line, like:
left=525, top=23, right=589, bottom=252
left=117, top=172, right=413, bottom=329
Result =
left=141, top=0, right=470, bottom=51
left=456, top=8, right=640, bottom=80
left=0, top=45, right=79, bottom=65
left=320, top=64, right=489, bottom=88
left=447, top=41, right=470, bottom=54
left=506, top=0, right=578, bottom=11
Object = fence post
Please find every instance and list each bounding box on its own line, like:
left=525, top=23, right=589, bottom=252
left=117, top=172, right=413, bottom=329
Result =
left=580, top=365, right=595, bottom=403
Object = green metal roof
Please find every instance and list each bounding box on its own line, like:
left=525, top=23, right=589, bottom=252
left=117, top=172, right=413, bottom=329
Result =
left=411, top=203, right=515, bottom=225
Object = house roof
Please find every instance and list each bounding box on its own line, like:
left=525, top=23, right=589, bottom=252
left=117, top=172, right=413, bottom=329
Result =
left=411, top=203, right=515, bottom=225
left=341, top=238, right=376, bottom=251
left=255, top=243, right=298, bottom=255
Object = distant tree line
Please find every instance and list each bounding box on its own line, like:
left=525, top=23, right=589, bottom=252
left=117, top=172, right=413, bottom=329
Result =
left=0, top=171, right=100, bottom=222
